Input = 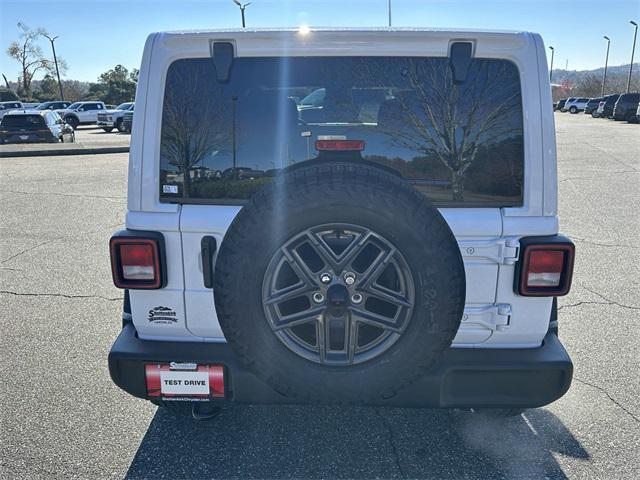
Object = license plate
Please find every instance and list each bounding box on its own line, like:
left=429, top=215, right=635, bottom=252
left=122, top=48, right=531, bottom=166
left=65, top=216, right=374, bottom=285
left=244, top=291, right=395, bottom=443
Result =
left=19, top=135, right=29, bottom=140
left=145, top=363, right=224, bottom=398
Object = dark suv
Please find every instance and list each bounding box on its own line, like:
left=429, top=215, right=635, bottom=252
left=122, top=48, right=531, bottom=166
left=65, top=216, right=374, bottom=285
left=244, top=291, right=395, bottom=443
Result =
left=612, top=92, right=640, bottom=121
left=584, top=98, right=602, bottom=115
left=555, top=98, right=567, bottom=111
left=0, top=110, right=75, bottom=144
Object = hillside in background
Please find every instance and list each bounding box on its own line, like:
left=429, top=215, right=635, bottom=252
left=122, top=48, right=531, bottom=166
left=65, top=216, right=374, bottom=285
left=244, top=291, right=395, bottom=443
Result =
left=551, top=63, right=640, bottom=100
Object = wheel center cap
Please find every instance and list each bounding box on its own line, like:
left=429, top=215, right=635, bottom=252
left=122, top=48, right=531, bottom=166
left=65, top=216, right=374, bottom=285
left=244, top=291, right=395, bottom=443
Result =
left=326, top=283, right=349, bottom=316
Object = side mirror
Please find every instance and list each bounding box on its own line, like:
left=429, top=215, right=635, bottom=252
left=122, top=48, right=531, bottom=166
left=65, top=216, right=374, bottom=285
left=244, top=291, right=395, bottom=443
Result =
left=78, top=107, right=85, bottom=112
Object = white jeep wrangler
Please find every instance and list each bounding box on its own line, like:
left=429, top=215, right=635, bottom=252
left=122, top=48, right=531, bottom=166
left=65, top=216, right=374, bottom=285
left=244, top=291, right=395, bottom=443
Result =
left=108, top=28, right=575, bottom=417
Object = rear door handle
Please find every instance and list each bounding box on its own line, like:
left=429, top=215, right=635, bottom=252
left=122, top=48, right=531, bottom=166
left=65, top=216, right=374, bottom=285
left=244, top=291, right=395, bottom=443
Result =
left=201, top=236, right=217, bottom=288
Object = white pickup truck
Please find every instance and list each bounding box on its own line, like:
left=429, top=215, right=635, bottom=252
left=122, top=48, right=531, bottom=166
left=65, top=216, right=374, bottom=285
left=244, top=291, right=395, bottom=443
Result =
left=97, top=102, right=134, bottom=132
left=108, top=28, right=575, bottom=420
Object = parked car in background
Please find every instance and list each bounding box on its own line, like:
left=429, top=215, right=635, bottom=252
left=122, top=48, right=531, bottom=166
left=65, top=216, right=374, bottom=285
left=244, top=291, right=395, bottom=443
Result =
left=584, top=98, right=602, bottom=116
left=0, top=101, right=24, bottom=119
left=0, top=109, right=75, bottom=144
left=560, top=97, right=576, bottom=112
left=55, top=101, right=106, bottom=129
left=97, top=102, right=134, bottom=132
left=612, top=92, right=640, bottom=122
left=36, top=101, right=72, bottom=111
left=121, top=106, right=134, bottom=133
left=555, top=98, right=567, bottom=111
left=563, top=97, right=589, bottom=113
left=596, top=94, right=620, bottom=119
left=22, top=102, right=40, bottom=109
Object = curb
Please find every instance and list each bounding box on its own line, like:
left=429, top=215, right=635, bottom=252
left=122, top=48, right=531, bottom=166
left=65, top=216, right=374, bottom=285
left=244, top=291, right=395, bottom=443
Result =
left=0, top=146, right=130, bottom=158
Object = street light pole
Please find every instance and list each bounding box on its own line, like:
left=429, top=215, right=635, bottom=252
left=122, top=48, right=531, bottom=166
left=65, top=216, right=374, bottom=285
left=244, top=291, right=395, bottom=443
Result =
left=232, top=0, right=252, bottom=28
left=602, top=36, right=610, bottom=97
left=388, top=0, right=392, bottom=27
left=548, top=46, right=554, bottom=82
left=42, top=33, right=64, bottom=101
left=627, top=21, right=638, bottom=93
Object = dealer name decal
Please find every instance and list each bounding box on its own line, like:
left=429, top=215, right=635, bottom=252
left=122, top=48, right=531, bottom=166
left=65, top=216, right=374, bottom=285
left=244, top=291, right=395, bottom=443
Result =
left=148, top=306, right=177, bottom=324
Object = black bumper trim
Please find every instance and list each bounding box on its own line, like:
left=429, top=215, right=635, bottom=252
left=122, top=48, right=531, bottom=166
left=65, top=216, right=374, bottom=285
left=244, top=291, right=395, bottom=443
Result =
left=108, top=324, right=573, bottom=408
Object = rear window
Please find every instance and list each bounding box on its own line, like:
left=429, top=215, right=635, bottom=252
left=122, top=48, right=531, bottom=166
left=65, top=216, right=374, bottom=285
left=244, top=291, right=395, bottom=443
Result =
left=1, top=115, right=46, bottom=129
left=159, top=56, right=524, bottom=207
left=620, top=93, right=640, bottom=102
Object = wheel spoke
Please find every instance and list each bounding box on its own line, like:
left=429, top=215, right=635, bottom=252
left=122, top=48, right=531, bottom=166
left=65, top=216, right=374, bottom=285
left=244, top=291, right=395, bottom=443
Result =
left=316, top=318, right=327, bottom=362
left=350, top=307, right=401, bottom=333
left=263, top=282, right=313, bottom=305
left=354, top=245, right=396, bottom=289
left=272, top=306, right=324, bottom=331
left=346, top=313, right=358, bottom=363
left=281, top=246, right=322, bottom=287
left=363, top=284, right=412, bottom=308
left=306, top=229, right=373, bottom=272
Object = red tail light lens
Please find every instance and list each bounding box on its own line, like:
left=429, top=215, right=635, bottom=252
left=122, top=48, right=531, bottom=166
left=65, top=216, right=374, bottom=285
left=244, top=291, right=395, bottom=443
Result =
left=110, top=236, right=163, bottom=289
left=120, top=243, right=156, bottom=280
left=527, top=250, right=564, bottom=286
left=315, top=139, right=365, bottom=151
left=518, top=243, right=574, bottom=296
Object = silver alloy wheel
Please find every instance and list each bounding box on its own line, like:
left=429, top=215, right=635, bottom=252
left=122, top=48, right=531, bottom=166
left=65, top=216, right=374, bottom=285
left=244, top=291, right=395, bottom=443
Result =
left=262, top=223, right=415, bottom=366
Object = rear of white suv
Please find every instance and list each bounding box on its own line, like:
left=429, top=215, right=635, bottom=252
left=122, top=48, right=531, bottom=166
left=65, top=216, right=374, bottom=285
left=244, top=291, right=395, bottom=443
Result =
left=564, top=97, right=589, bottom=113
left=57, top=101, right=106, bottom=129
left=108, top=29, right=574, bottom=415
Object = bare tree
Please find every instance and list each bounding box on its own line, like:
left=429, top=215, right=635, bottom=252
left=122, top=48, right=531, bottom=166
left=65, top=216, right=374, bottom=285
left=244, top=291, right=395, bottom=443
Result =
left=380, top=59, right=522, bottom=201
left=5, top=22, right=60, bottom=98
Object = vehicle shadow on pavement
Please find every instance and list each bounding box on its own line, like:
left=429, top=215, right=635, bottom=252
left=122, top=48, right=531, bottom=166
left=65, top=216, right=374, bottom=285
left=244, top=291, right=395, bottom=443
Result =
left=125, top=404, right=588, bottom=479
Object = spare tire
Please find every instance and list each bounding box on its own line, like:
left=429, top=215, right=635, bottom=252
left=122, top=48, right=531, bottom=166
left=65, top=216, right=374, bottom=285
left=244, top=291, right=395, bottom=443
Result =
left=214, top=161, right=465, bottom=403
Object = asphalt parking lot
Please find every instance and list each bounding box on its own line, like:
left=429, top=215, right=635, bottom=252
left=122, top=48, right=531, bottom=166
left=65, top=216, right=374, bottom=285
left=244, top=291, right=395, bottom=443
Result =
left=0, top=113, right=638, bottom=479
left=0, top=126, right=130, bottom=158
left=72, top=125, right=131, bottom=146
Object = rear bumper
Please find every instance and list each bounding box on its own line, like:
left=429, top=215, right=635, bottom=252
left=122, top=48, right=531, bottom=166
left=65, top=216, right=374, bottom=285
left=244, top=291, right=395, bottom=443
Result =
left=109, top=324, right=573, bottom=408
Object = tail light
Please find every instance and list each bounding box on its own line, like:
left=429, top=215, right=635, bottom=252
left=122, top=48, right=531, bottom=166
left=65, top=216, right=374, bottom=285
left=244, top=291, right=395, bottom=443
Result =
left=316, top=139, right=365, bottom=151
left=516, top=237, right=575, bottom=296
left=110, top=231, right=166, bottom=289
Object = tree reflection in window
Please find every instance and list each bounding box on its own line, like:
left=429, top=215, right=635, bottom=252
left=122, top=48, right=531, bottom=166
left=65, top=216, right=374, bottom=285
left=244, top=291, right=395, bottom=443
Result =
left=160, top=60, right=232, bottom=198
left=372, top=58, right=523, bottom=201
left=159, top=56, right=524, bottom=205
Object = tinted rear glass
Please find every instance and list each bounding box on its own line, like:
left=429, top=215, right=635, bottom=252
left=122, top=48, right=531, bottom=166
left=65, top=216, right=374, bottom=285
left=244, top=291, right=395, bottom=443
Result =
left=1, top=115, right=46, bottom=129
left=159, top=56, right=524, bottom=206
left=620, top=93, right=640, bottom=102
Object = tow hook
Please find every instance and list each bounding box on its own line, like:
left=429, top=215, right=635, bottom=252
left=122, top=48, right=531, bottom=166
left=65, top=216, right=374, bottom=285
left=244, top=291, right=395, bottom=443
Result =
left=191, top=403, right=223, bottom=421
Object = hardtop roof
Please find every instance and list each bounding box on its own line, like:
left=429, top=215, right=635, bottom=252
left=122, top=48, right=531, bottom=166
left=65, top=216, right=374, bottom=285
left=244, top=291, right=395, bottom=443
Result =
left=2, top=109, right=48, bottom=116
left=158, top=27, right=532, bottom=36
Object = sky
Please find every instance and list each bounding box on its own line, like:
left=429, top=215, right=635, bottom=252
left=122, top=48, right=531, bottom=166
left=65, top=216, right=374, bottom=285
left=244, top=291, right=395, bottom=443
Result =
left=1, top=0, right=638, bottom=82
